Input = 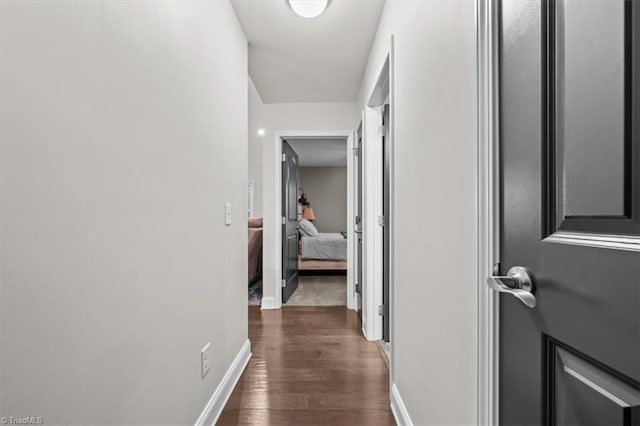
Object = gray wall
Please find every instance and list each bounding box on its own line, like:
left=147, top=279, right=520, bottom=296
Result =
left=0, top=2, right=248, bottom=424
left=248, top=78, right=265, bottom=217
left=299, top=167, right=348, bottom=233
left=358, top=1, right=478, bottom=424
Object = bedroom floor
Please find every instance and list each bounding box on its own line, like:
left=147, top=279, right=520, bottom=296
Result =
left=248, top=279, right=263, bottom=306
left=248, top=276, right=346, bottom=307
left=286, top=275, right=346, bottom=306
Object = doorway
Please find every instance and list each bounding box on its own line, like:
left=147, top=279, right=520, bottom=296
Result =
left=355, top=121, right=364, bottom=312
left=283, top=137, right=350, bottom=306
left=381, top=103, right=390, bottom=344
left=361, top=52, right=393, bottom=352
left=269, top=131, right=357, bottom=310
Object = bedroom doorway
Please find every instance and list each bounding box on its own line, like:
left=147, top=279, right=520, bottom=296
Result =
left=270, top=131, right=357, bottom=310
left=283, top=136, right=349, bottom=307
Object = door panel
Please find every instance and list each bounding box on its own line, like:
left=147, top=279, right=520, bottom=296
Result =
left=545, top=0, right=640, bottom=235
left=282, top=142, right=299, bottom=303
left=498, top=1, right=640, bottom=425
left=547, top=342, right=640, bottom=426
left=555, top=0, right=626, bottom=218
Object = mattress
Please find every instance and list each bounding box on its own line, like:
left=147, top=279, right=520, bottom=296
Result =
left=300, top=233, right=347, bottom=260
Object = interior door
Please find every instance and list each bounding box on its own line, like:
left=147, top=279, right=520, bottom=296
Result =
left=282, top=141, right=299, bottom=304
left=382, top=104, right=391, bottom=343
left=494, top=1, right=640, bottom=424
left=356, top=122, right=364, bottom=309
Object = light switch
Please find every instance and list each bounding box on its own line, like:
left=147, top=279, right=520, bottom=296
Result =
left=225, top=202, right=232, bottom=226
left=201, top=342, right=210, bottom=378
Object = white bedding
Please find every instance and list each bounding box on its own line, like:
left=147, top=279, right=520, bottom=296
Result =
left=300, top=233, right=347, bottom=260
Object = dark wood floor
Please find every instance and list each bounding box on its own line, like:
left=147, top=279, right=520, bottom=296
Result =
left=218, top=306, right=395, bottom=425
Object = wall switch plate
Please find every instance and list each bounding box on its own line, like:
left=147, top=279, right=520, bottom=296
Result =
left=201, top=342, right=210, bottom=378
left=225, top=202, right=232, bottom=226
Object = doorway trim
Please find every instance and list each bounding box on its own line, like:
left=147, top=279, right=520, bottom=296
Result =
left=361, top=106, right=384, bottom=342
left=269, top=130, right=356, bottom=310
left=360, top=38, right=394, bottom=345
left=477, top=0, right=500, bottom=425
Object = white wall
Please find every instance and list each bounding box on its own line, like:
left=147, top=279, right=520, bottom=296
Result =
left=358, top=2, right=478, bottom=424
left=299, top=167, right=348, bottom=233
left=259, top=103, right=358, bottom=305
left=248, top=78, right=266, bottom=217
left=0, top=2, right=248, bottom=424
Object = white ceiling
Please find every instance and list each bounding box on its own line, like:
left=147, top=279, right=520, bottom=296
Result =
left=231, top=0, right=385, bottom=103
left=286, top=138, right=347, bottom=167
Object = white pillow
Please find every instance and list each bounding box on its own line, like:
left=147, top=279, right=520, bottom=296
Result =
left=298, top=219, right=318, bottom=236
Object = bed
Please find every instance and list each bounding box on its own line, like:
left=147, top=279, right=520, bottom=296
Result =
left=300, top=233, right=347, bottom=261
left=297, top=218, right=347, bottom=272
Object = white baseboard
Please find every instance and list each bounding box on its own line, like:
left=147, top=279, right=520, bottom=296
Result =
left=260, top=296, right=278, bottom=310
left=195, top=339, right=251, bottom=426
left=361, top=324, right=379, bottom=342
left=361, top=326, right=375, bottom=342
left=390, top=383, right=413, bottom=426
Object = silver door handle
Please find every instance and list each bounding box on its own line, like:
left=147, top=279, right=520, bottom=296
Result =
left=486, top=266, right=536, bottom=308
left=354, top=230, right=362, bottom=234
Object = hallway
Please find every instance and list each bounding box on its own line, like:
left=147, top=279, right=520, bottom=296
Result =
left=0, top=1, right=483, bottom=424
left=218, top=307, right=394, bottom=425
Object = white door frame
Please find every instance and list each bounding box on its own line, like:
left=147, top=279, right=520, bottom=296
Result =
left=360, top=41, right=394, bottom=344
left=477, top=0, right=500, bottom=425
left=361, top=106, right=383, bottom=342
left=269, top=131, right=357, bottom=310
left=354, top=118, right=364, bottom=313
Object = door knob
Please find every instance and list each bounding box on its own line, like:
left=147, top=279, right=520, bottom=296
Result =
left=486, top=266, right=536, bottom=308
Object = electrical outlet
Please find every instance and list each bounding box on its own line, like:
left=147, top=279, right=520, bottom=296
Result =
left=225, top=202, right=232, bottom=226
left=201, top=342, right=210, bottom=378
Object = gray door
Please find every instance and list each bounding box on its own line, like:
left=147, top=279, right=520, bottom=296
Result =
left=382, top=104, right=390, bottom=343
left=496, top=1, right=640, bottom=424
left=282, top=141, right=299, bottom=304
left=356, top=123, right=363, bottom=308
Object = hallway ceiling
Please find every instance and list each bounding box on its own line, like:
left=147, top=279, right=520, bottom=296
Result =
left=231, top=0, right=385, bottom=103
left=286, top=138, right=347, bottom=167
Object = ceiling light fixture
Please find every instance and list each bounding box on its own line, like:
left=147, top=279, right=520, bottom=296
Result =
left=287, top=0, right=329, bottom=18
